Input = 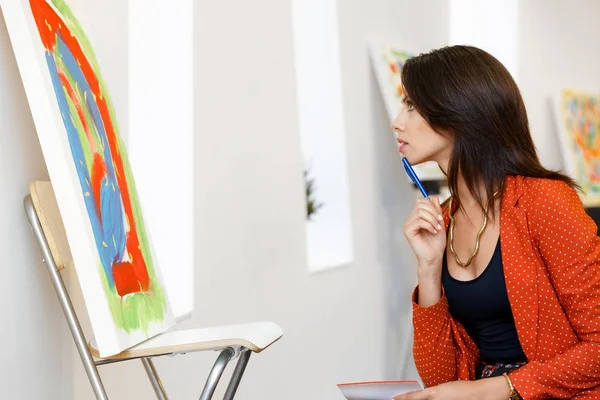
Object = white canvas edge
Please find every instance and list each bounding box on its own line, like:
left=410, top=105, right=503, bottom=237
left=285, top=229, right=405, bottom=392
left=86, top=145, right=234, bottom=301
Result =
left=1, top=0, right=175, bottom=357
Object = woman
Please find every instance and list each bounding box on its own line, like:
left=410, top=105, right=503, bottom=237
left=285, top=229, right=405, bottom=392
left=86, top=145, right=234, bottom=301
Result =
left=392, top=46, right=600, bottom=400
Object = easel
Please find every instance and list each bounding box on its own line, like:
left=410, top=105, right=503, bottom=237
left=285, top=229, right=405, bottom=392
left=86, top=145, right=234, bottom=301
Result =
left=23, top=181, right=282, bottom=399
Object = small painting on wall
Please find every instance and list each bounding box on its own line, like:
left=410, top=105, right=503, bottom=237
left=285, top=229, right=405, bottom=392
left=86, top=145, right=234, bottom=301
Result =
left=553, top=89, right=600, bottom=207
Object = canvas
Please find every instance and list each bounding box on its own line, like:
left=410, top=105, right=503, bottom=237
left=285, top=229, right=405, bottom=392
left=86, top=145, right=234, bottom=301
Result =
left=1, top=0, right=175, bottom=356
left=553, top=89, right=600, bottom=207
left=367, top=40, right=444, bottom=181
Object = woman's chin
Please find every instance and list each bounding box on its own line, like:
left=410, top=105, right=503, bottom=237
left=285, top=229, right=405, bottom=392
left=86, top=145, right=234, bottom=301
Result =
left=401, top=154, right=425, bottom=165
left=404, top=154, right=437, bottom=167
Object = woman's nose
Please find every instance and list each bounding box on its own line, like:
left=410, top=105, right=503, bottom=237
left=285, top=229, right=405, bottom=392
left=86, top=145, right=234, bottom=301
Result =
left=391, top=116, right=405, bottom=132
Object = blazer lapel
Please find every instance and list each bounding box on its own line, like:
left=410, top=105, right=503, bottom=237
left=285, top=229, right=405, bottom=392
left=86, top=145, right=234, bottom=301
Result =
left=500, top=176, right=540, bottom=361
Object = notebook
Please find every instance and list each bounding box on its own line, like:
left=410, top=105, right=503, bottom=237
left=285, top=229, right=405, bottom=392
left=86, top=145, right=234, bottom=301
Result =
left=337, top=380, right=424, bottom=400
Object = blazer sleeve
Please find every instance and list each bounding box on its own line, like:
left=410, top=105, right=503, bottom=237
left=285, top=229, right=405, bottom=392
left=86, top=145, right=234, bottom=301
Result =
left=509, top=180, right=600, bottom=399
left=412, top=286, right=480, bottom=387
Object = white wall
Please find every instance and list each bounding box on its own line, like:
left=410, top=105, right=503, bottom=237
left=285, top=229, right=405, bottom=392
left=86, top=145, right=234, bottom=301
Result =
left=449, top=0, right=519, bottom=80
left=0, top=9, right=68, bottom=399
left=518, top=0, right=600, bottom=171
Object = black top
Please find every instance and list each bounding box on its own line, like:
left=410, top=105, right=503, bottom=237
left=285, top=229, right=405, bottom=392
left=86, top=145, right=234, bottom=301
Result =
left=442, top=239, right=527, bottom=363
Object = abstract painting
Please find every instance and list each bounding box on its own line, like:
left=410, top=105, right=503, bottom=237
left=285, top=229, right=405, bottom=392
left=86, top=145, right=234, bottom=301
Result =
left=2, top=0, right=174, bottom=356
left=553, top=89, right=600, bottom=207
left=367, top=40, right=444, bottom=181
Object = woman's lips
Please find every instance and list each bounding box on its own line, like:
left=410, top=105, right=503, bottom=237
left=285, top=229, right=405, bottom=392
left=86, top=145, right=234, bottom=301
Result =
left=397, top=139, right=408, bottom=151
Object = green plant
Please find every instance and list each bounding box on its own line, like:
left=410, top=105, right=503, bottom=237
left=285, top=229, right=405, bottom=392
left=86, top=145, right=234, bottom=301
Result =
left=304, top=167, right=324, bottom=220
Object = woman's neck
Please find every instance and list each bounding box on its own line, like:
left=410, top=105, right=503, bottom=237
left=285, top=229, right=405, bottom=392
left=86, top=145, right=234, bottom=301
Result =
left=437, top=157, right=494, bottom=210
left=455, top=175, right=485, bottom=208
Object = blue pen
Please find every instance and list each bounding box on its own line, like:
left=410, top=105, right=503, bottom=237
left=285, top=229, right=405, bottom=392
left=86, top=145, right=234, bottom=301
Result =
left=402, top=157, right=430, bottom=200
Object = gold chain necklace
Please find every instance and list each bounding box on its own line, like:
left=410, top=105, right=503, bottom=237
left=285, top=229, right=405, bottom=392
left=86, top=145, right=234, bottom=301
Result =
left=448, top=191, right=500, bottom=268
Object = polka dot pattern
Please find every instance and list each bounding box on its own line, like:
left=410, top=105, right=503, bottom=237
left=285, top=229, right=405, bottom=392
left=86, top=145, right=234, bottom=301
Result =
left=411, top=176, right=600, bottom=399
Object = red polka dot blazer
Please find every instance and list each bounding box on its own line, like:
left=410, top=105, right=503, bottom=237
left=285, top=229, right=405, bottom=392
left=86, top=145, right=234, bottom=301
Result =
left=411, top=176, right=600, bottom=399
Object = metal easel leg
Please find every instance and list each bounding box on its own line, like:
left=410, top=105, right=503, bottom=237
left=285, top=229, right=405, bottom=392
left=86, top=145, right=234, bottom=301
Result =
left=24, top=195, right=109, bottom=400
left=198, top=347, right=235, bottom=400
left=223, top=348, right=251, bottom=400
left=142, top=357, right=169, bottom=400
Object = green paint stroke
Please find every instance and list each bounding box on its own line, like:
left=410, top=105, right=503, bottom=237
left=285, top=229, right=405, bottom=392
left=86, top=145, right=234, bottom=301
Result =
left=50, top=0, right=168, bottom=333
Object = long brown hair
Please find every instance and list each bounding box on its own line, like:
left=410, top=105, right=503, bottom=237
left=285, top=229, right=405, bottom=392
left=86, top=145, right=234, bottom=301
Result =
left=401, top=45, right=578, bottom=218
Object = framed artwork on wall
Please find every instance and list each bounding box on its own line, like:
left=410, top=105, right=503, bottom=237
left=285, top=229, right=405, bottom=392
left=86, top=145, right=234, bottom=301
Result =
left=553, top=89, right=600, bottom=207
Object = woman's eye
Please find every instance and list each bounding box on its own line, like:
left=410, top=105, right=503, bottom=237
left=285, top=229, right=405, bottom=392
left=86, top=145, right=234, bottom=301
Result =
left=406, top=102, right=414, bottom=111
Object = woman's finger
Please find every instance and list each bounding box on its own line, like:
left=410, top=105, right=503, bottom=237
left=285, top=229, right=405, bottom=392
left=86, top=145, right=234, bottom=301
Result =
left=416, top=198, right=444, bottom=222
left=417, top=209, right=443, bottom=231
left=406, top=218, right=439, bottom=236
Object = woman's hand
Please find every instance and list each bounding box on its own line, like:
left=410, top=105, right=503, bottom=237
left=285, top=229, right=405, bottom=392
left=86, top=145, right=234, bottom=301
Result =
left=393, top=377, right=510, bottom=400
left=403, top=196, right=446, bottom=272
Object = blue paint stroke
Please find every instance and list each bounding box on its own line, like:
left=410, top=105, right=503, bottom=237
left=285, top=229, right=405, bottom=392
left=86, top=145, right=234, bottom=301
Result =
left=44, top=34, right=126, bottom=289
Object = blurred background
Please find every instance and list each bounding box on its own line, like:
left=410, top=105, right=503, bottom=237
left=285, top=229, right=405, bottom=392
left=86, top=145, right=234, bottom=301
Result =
left=1, top=0, right=599, bottom=399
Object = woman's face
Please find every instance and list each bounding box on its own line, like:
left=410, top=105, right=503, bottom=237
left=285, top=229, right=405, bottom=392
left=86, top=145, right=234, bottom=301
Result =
left=391, top=97, right=453, bottom=172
